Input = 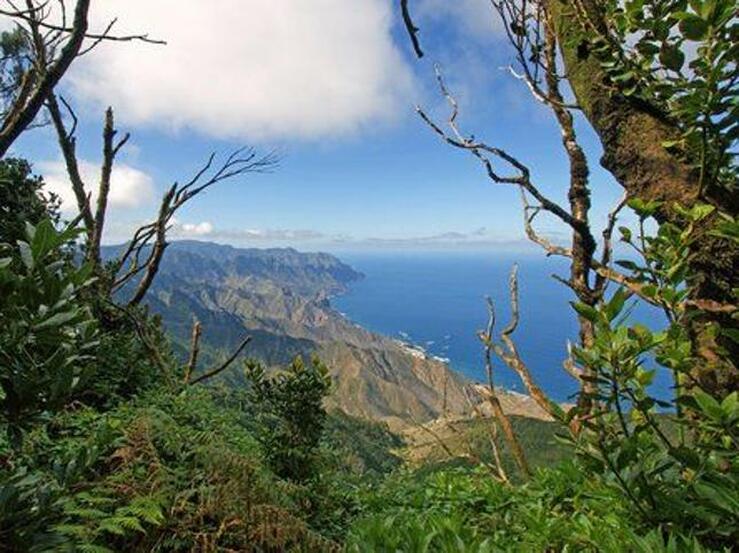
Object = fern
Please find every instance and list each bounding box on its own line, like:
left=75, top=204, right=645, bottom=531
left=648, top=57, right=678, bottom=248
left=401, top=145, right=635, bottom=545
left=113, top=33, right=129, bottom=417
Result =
left=53, top=523, right=89, bottom=538
left=121, top=496, right=165, bottom=526
left=98, top=515, right=144, bottom=536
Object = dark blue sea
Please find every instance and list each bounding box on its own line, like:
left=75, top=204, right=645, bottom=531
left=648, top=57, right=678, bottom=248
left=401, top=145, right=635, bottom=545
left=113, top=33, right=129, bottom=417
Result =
left=332, top=251, right=672, bottom=403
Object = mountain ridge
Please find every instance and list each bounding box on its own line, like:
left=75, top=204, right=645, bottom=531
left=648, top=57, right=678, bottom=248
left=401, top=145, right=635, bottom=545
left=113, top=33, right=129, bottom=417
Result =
left=104, top=240, right=477, bottom=425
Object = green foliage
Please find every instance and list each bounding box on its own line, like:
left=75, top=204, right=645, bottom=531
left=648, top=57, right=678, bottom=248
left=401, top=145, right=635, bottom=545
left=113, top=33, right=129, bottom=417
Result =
left=0, top=195, right=351, bottom=550
left=0, top=387, right=342, bottom=552
left=80, top=314, right=173, bottom=408
left=323, top=410, right=403, bottom=476
left=0, top=30, right=31, bottom=120
left=347, top=462, right=718, bottom=552
left=0, top=158, right=59, bottom=245
left=0, top=220, right=98, bottom=445
left=567, top=203, right=738, bottom=547
left=597, top=0, right=738, bottom=193
left=245, top=356, right=332, bottom=481
left=3, top=157, right=735, bottom=550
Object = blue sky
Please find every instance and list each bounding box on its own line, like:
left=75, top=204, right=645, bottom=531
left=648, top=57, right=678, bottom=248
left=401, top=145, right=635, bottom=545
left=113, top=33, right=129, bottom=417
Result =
left=7, top=0, right=631, bottom=253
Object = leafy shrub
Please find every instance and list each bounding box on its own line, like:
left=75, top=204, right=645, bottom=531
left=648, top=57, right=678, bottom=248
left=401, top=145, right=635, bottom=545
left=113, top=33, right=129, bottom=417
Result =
left=0, top=220, right=98, bottom=446
left=1, top=386, right=341, bottom=552
left=79, top=315, right=173, bottom=408
left=245, top=356, right=332, bottom=482
left=0, top=158, right=59, bottom=245
left=347, top=462, right=723, bottom=552
left=566, top=202, right=739, bottom=547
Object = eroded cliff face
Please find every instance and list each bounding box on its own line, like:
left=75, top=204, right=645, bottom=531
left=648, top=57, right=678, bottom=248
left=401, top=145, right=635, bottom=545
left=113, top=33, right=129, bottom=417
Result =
left=108, top=240, right=475, bottom=424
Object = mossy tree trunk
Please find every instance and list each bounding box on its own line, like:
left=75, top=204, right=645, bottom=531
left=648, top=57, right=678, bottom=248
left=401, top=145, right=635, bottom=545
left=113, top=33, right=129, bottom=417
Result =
left=548, top=0, right=738, bottom=396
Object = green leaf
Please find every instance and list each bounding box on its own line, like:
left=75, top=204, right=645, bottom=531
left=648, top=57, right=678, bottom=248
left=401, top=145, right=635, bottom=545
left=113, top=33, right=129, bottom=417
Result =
left=669, top=445, right=701, bottom=467
left=618, top=226, right=633, bottom=242
left=24, top=221, right=36, bottom=241
left=612, top=70, right=635, bottom=83
left=661, top=139, right=683, bottom=149
left=688, top=203, right=715, bottom=221
left=33, top=310, right=79, bottom=330
left=628, top=324, right=655, bottom=347
left=616, top=259, right=639, bottom=271
left=721, top=328, right=739, bottom=344
left=693, top=388, right=724, bottom=421
left=679, top=14, right=709, bottom=40
left=628, top=198, right=662, bottom=218
left=635, top=368, right=655, bottom=386
left=641, top=284, right=658, bottom=299
left=31, top=219, right=56, bottom=258
left=720, top=392, right=738, bottom=418
left=692, top=481, right=739, bottom=515
left=571, top=301, right=599, bottom=323
left=605, top=288, right=629, bottom=322
left=659, top=43, right=685, bottom=71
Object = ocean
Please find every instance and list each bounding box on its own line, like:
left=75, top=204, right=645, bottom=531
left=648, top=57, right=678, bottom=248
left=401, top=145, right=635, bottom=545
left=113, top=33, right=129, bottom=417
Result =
left=332, top=251, right=672, bottom=403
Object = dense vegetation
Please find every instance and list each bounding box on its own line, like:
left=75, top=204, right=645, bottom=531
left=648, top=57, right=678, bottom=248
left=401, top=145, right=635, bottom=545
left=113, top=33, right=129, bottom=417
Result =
left=1, top=0, right=737, bottom=551
left=2, top=185, right=735, bottom=550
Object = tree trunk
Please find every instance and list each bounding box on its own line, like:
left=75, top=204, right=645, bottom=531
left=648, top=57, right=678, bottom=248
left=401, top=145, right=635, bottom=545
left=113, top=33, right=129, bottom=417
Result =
left=549, top=0, right=738, bottom=396
left=0, top=0, right=91, bottom=158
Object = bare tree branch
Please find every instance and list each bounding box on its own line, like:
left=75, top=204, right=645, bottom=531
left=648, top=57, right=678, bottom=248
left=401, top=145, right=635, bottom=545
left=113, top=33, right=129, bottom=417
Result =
left=462, top=387, right=509, bottom=482
left=594, top=193, right=627, bottom=298
left=684, top=299, right=738, bottom=314
left=479, top=296, right=531, bottom=478
left=0, top=0, right=164, bottom=157
left=417, top=66, right=585, bottom=233
left=490, top=265, right=561, bottom=420
left=88, top=107, right=129, bottom=264
left=0, top=6, right=166, bottom=46
left=183, top=320, right=202, bottom=384
left=562, top=340, right=582, bottom=380
left=519, top=188, right=572, bottom=258
left=124, top=149, right=278, bottom=305
left=126, top=187, right=174, bottom=306
left=0, top=0, right=90, bottom=157
left=493, top=0, right=580, bottom=110
left=188, top=335, right=252, bottom=386
left=46, top=92, right=93, bottom=237
left=399, top=0, right=423, bottom=58
left=104, top=299, right=170, bottom=379
left=409, top=416, right=459, bottom=461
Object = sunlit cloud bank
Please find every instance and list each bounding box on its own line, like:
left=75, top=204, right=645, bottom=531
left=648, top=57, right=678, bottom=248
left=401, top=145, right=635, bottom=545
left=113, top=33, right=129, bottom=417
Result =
left=40, top=160, right=155, bottom=214
left=162, top=222, right=535, bottom=251
left=67, top=0, right=415, bottom=141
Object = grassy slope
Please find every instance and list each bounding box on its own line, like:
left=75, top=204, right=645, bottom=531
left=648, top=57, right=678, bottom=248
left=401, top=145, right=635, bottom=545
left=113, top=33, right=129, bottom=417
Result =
left=402, top=415, right=571, bottom=478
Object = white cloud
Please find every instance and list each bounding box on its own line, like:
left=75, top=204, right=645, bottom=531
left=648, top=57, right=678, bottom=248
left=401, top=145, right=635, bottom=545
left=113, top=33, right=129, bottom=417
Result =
left=186, top=227, right=328, bottom=242
left=67, top=0, right=415, bottom=141
left=40, top=160, right=155, bottom=214
left=166, top=224, right=532, bottom=250
left=171, top=221, right=214, bottom=237
left=238, top=228, right=326, bottom=241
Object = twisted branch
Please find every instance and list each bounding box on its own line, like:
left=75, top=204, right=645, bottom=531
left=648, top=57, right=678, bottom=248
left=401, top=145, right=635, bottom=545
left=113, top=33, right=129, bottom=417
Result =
left=188, top=335, right=252, bottom=386
left=497, top=265, right=559, bottom=417
left=122, top=148, right=278, bottom=305
left=479, top=296, right=531, bottom=477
